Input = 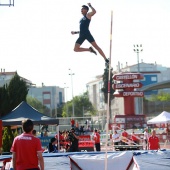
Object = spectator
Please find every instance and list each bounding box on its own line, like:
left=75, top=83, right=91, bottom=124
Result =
left=121, top=129, right=128, bottom=145
left=41, top=125, right=48, bottom=132
left=55, top=131, right=64, bottom=151
left=93, top=129, right=101, bottom=151
left=112, top=130, right=120, bottom=146
left=68, top=128, right=79, bottom=152
left=48, top=137, right=58, bottom=153
left=148, top=129, right=160, bottom=150
left=131, top=131, right=139, bottom=145
left=10, top=119, right=44, bottom=170
left=32, top=129, right=37, bottom=136
left=75, top=121, right=80, bottom=135
left=44, top=131, right=48, bottom=137
left=70, top=118, right=75, bottom=128
left=80, top=126, right=85, bottom=135
left=41, top=130, right=43, bottom=137
left=55, top=131, right=64, bottom=141
left=143, top=128, right=149, bottom=150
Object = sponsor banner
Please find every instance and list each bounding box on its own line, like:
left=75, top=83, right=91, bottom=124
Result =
left=79, top=135, right=91, bottom=141
left=113, top=73, right=144, bottom=80
left=113, top=82, right=143, bottom=89
left=114, top=91, right=144, bottom=97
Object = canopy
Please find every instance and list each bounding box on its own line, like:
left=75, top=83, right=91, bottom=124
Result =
left=147, top=111, right=170, bottom=124
left=1, top=101, right=59, bottom=126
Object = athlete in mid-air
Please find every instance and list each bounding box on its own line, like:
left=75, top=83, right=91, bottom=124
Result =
left=71, top=3, right=109, bottom=65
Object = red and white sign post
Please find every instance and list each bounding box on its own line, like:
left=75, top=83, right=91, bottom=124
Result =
left=113, top=73, right=144, bottom=115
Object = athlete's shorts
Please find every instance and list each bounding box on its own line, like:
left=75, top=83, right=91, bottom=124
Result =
left=76, top=32, right=95, bottom=45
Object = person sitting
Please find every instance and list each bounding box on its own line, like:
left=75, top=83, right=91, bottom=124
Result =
left=55, top=131, right=65, bottom=151
left=121, top=129, right=128, bottom=145
left=48, top=137, right=58, bottom=153
left=80, top=126, right=85, bottom=135
left=112, top=130, right=120, bottom=146
left=131, top=131, right=139, bottom=145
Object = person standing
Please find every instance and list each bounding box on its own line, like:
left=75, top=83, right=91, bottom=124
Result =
left=32, top=129, right=37, bottom=136
left=143, top=128, right=149, bottom=150
left=10, top=119, right=44, bottom=170
left=70, top=118, right=75, bottom=128
left=93, top=129, right=101, bottom=151
left=69, top=128, right=79, bottom=152
left=148, top=129, right=160, bottom=150
left=71, top=3, right=109, bottom=65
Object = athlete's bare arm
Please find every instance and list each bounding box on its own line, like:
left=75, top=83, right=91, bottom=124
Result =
left=87, top=3, right=96, bottom=19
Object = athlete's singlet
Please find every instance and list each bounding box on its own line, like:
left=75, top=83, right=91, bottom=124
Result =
left=80, top=15, right=91, bottom=34
left=76, top=15, right=94, bottom=45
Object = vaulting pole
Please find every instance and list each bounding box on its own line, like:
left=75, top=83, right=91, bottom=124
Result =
left=105, top=10, right=113, bottom=170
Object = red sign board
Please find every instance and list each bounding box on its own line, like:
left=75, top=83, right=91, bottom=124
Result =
left=114, top=91, right=144, bottom=97
left=113, top=82, right=143, bottom=89
left=113, top=73, right=144, bottom=80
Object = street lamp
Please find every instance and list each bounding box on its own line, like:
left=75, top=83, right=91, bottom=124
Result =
left=64, top=83, right=69, bottom=116
left=42, top=82, right=44, bottom=113
left=133, top=44, right=143, bottom=72
left=69, top=69, right=75, bottom=117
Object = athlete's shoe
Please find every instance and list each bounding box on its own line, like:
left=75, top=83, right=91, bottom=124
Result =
left=89, top=47, right=97, bottom=55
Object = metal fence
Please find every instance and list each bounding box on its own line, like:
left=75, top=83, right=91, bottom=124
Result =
left=143, top=101, right=170, bottom=117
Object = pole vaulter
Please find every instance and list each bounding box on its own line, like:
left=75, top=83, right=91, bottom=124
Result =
left=105, top=10, right=113, bottom=170
left=71, top=3, right=109, bottom=65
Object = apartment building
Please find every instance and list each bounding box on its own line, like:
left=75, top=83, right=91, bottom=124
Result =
left=86, top=62, right=170, bottom=120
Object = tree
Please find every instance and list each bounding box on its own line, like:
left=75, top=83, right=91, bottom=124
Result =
left=62, top=92, right=96, bottom=117
left=0, top=73, right=28, bottom=117
left=26, top=96, right=49, bottom=114
left=150, top=91, right=170, bottom=101
left=0, top=85, right=9, bottom=117
left=8, top=73, right=28, bottom=111
left=2, top=127, right=18, bottom=152
left=51, top=106, right=63, bottom=118
left=101, top=66, right=115, bottom=104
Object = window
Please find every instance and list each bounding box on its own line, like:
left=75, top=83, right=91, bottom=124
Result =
left=151, top=76, right=157, bottom=81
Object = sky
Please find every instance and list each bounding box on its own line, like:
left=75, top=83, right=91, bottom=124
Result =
left=0, top=0, right=170, bottom=101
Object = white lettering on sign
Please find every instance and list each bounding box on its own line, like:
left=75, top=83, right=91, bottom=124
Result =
left=19, top=136, right=32, bottom=140
left=123, top=92, right=144, bottom=97
left=115, top=83, right=141, bottom=89
left=115, top=74, right=138, bottom=80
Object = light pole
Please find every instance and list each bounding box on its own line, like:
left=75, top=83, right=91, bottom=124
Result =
left=64, top=83, right=69, bottom=116
left=133, top=44, right=143, bottom=115
left=133, top=44, right=143, bottom=72
left=69, top=69, right=75, bottom=117
left=42, top=82, right=44, bottom=113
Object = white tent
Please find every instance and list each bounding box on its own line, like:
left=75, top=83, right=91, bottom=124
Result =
left=147, top=111, right=170, bottom=124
